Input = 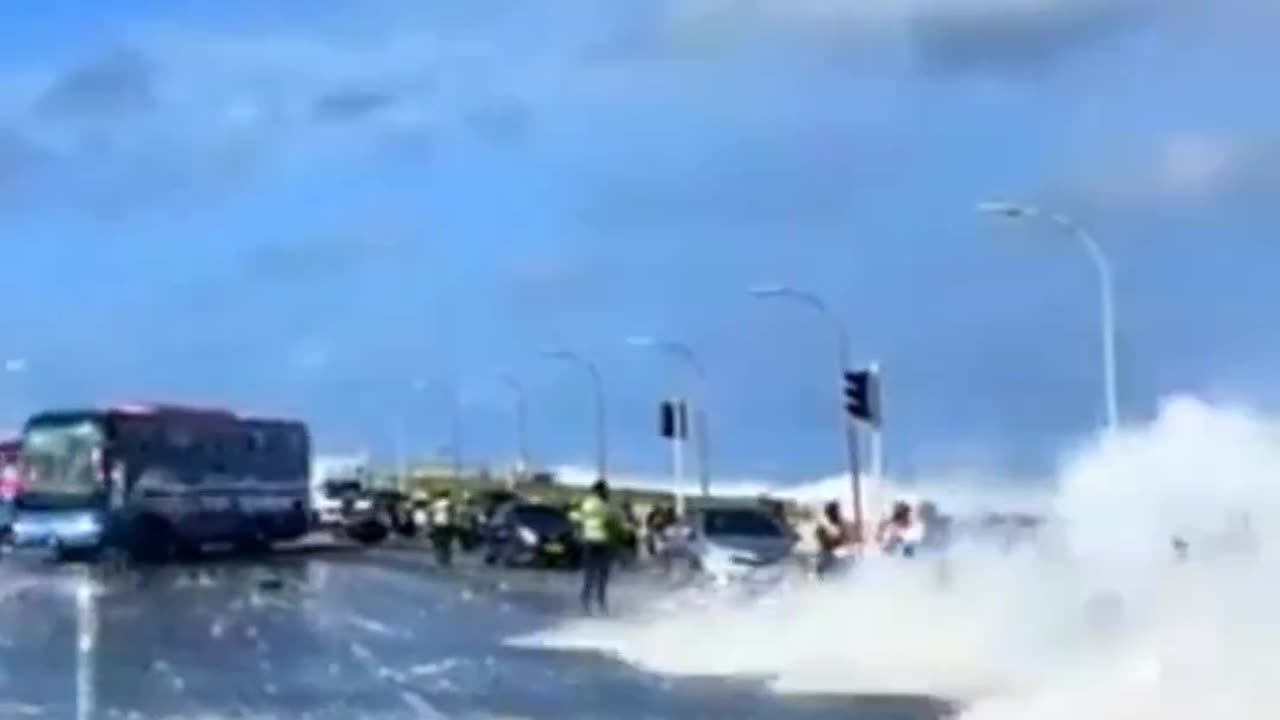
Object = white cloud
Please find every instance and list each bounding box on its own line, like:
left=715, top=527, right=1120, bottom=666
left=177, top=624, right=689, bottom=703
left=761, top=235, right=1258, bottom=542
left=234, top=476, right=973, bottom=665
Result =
left=1077, top=132, right=1280, bottom=210
left=0, top=0, right=1199, bottom=214
left=1156, top=133, right=1240, bottom=200
left=655, top=0, right=1161, bottom=69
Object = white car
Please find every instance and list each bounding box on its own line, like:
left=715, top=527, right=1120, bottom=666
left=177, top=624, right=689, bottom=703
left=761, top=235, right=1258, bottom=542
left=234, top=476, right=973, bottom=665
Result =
left=309, top=453, right=371, bottom=529
left=312, top=479, right=363, bottom=527
left=670, top=505, right=798, bottom=584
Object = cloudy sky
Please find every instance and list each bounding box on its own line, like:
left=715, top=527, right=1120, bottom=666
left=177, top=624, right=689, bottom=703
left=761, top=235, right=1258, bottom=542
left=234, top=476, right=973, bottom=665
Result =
left=1, top=0, right=1277, bottom=483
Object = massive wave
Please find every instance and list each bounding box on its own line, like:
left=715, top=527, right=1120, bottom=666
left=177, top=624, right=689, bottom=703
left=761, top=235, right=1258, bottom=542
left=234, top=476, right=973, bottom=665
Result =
left=515, top=395, right=1280, bottom=719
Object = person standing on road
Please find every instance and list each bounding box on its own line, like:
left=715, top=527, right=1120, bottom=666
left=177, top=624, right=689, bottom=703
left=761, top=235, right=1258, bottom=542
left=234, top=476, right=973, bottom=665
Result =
left=429, top=489, right=456, bottom=567
left=572, top=479, right=619, bottom=615
left=814, top=500, right=851, bottom=577
left=877, top=500, right=923, bottom=558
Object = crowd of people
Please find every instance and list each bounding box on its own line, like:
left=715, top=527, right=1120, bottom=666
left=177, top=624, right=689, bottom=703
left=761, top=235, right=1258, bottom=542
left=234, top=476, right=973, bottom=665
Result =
left=813, top=496, right=951, bottom=575
left=382, top=478, right=957, bottom=614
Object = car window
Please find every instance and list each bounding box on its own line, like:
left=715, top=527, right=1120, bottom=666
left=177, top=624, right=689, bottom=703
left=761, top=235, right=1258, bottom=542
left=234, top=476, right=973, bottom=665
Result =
left=702, top=509, right=783, bottom=538
left=513, top=505, right=571, bottom=534
left=492, top=503, right=515, bottom=523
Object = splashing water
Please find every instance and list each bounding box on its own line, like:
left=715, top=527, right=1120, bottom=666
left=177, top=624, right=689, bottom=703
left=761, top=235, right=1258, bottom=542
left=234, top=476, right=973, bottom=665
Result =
left=512, top=395, right=1280, bottom=719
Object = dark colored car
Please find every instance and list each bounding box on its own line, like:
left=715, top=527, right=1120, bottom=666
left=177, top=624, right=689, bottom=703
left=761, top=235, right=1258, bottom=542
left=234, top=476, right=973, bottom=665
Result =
left=483, top=502, right=580, bottom=569
left=333, top=488, right=396, bottom=545
left=476, top=490, right=521, bottom=527
left=370, top=489, right=416, bottom=537
left=459, top=489, right=522, bottom=550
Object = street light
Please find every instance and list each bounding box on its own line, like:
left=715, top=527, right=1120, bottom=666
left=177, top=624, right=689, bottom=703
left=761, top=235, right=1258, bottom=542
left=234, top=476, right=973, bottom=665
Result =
left=497, top=372, right=531, bottom=486
left=748, top=284, right=865, bottom=538
left=748, top=285, right=853, bottom=369
left=542, top=347, right=608, bottom=481
left=626, top=335, right=711, bottom=498
left=977, top=201, right=1119, bottom=434
left=625, top=336, right=708, bottom=381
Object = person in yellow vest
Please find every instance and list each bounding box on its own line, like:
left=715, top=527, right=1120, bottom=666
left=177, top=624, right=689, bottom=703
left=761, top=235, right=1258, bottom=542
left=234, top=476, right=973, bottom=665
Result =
left=429, top=488, right=455, bottom=567
left=572, top=478, right=620, bottom=614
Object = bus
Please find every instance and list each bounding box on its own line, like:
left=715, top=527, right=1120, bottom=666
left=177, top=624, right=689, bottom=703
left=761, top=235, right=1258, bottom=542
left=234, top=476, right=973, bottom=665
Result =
left=7, top=404, right=312, bottom=561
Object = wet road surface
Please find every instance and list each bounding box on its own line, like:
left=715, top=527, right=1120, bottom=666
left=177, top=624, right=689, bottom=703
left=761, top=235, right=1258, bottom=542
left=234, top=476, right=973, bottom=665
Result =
left=0, top=544, right=954, bottom=720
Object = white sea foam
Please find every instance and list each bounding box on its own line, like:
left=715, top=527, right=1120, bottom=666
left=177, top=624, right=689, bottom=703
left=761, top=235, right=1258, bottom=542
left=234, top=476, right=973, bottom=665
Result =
left=515, top=395, right=1280, bottom=719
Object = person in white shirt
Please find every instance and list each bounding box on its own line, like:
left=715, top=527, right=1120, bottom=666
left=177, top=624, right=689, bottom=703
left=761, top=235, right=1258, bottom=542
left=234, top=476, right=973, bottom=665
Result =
left=877, top=500, right=925, bottom=558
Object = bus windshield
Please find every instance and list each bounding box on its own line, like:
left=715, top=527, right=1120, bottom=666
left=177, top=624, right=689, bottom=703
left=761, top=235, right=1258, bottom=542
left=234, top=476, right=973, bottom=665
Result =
left=21, top=419, right=105, bottom=503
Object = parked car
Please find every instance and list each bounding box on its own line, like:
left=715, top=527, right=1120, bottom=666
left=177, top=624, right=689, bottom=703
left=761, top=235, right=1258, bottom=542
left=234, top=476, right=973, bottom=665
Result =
left=670, top=504, right=798, bottom=583
left=483, top=501, right=581, bottom=569
left=460, top=489, right=521, bottom=550
left=369, top=488, right=416, bottom=537
left=309, top=454, right=371, bottom=529
left=333, top=487, right=395, bottom=545
left=313, top=478, right=362, bottom=529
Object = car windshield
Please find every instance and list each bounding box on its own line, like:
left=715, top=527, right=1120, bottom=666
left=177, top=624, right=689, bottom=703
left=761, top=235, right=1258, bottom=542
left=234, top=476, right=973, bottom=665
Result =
left=513, top=505, right=571, bottom=534
left=484, top=491, right=518, bottom=509
left=323, top=480, right=363, bottom=498
left=702, top=508, right=784, bottom=538
left=21, top=420, right=104, bottom=499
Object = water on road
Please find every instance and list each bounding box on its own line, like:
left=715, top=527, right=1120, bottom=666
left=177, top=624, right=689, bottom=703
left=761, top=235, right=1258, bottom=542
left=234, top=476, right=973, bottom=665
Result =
left=0, top=546, right=952, bottom=720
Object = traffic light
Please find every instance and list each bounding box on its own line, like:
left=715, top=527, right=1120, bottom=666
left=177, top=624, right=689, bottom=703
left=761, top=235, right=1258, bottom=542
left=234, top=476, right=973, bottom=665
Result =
left=660, top=399, right=689, bottom=439
left=843, top=369, right=880, bottom=425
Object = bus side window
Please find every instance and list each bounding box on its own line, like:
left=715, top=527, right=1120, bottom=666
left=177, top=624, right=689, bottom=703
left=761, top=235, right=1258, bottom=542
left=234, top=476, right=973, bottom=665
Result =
left=209, top=433, right=228, bottom=474
left=119, top=419, right=146, bottom=456
left=166, top=424, right=198, bottom=482
left=254, top=430, right=270, bottom=480
left=279, top=425, right=306, bottom=479
left=233, top=430, right=250, bottom=476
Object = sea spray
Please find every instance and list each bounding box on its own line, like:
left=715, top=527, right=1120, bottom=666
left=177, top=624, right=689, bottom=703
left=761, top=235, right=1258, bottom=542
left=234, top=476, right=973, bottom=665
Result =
left=514, top=395, right=1280, bottom=720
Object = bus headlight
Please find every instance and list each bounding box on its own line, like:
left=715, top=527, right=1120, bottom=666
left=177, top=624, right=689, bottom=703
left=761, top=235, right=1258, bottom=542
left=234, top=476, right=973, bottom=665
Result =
left=68, top=513, right=103, bottom=534
left=75, top=514, right=99, bottom=529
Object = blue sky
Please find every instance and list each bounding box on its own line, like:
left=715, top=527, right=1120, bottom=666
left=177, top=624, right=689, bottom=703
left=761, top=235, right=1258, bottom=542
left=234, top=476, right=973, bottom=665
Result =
left=1, top=0, right=1278, bottom=483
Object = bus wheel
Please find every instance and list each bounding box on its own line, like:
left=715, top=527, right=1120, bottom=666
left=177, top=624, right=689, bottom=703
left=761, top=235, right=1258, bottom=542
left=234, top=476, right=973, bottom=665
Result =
left=235, top=534, right=271, bottom=556
left=53, top=543, right=87, bottom=563
left=95, top=545, right=130, bottom=575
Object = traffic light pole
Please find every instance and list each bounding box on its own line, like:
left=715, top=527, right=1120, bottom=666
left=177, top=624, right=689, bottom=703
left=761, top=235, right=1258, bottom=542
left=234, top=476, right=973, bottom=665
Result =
left=662, top=399, right=690, bottom=517
left=672, top=399, right=687, bottom=518
left=745, top=285, right=866, bottom=542
left=843, top=417, right=864, bottom=542
left=695, top=407, right=710, bottom=498
left=842, top=365, right=883, bottom=544
left=869, top=360, right=883, bottom=481
left=837, top=345, right=865, bottom=545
